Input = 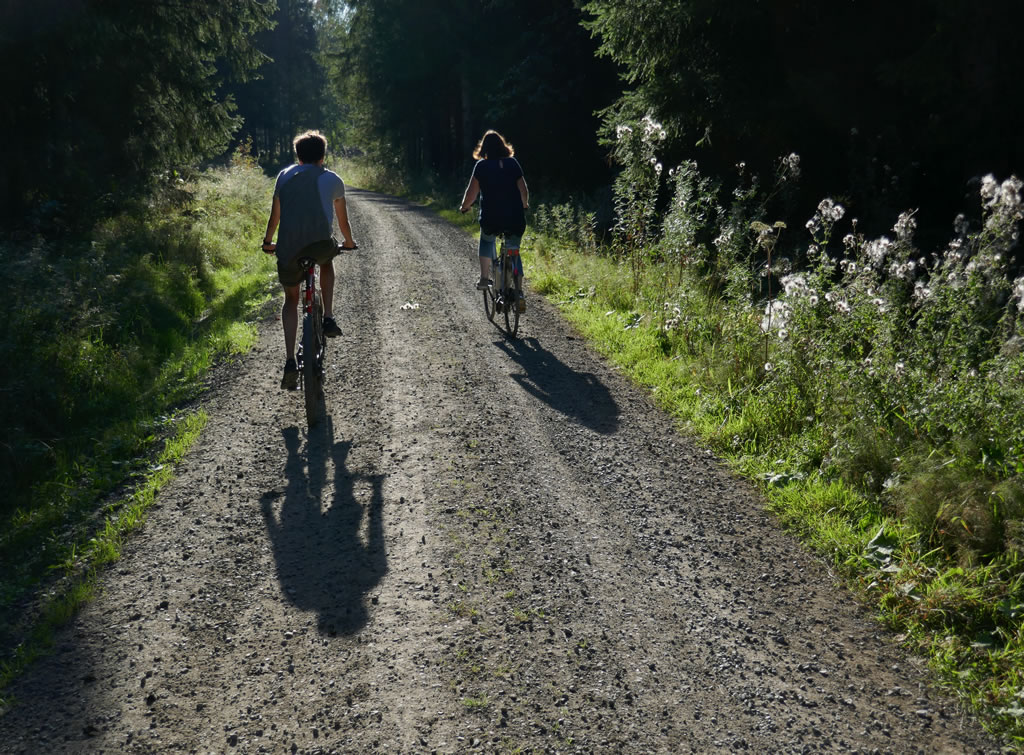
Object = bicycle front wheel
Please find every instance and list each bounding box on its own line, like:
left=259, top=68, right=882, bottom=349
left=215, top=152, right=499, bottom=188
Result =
left=302, top=289, right=327, bottom=428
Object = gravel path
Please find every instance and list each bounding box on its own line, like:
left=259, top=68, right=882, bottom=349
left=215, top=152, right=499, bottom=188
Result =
left=0, top=189, right=1004, bottom=753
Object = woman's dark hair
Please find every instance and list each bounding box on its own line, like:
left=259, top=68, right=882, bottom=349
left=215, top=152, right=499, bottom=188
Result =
left=294, top=130, right=327, bottom=163
left=473, top=130, right=514, bottom=160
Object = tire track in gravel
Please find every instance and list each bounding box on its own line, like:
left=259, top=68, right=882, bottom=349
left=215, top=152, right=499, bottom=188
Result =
left=0, top=188, right=1004, bottom=754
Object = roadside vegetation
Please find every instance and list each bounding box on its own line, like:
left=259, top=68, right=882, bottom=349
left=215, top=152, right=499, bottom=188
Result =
left=0, top=155, right=275, bottom=704
left=507, top=118, right=1024, bottom=741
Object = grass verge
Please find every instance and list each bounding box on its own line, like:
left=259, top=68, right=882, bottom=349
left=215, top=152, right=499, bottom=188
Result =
left=0, top=158, right=276, bottom=704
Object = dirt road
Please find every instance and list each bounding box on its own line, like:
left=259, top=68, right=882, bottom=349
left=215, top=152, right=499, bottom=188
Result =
left=0, top=190, right=1003, bottom=753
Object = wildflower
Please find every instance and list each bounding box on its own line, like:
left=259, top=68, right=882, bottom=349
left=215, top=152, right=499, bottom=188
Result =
left=894, top=361, right=905, bottom=375
left=864, top=237, right=892, bottom=268
left=760, top=300, right=790, bottom=332
left=842, top=234, right=857, bottom=250
left=778, top=328, right=789, bottom=340
left=713, top=228, right=734, bottom=249
left=783, top=153, right=801, bottom=178
left=954, top=213, right=968, bottom=236
left=817, top=199, right=845, bottom=223
left=655, top=162, right=663, bottom=175
left=616, top=125, right=633, bottom=140
left=765, top=362, right=774, bottom=372
left=981, top=174, right=999, bottom=205
left=893, top=211, right=917, bottom=243
left=1013, top=276, right=1024, bottom=310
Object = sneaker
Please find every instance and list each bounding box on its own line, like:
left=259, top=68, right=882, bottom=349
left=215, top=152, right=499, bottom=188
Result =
left=323, top=316, right=342, bottom=338
left=281, top=358, right=298, bottom=390
left=476, top=276, right=492, bottom=290
left=517, top=294, right=527, bottom=313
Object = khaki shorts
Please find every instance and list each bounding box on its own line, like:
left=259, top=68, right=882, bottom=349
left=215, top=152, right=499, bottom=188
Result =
left=277, top=239, right=339, bottom=286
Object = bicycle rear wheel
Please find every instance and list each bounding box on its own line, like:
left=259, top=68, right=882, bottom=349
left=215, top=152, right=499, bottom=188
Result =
left=483, top=286, right=496, bottom=321
left=502, top=258, right=519, bottom=338
left=302, top=288, right=327, bottom=428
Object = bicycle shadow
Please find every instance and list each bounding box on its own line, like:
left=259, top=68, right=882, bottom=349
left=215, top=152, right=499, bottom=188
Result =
left=495, top=336, right=620, bottom=434
left=260, top=419, right=387, bottom=636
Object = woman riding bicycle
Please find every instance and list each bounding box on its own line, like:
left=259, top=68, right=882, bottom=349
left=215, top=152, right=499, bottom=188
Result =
left=459, top=129, right=529, bottom=312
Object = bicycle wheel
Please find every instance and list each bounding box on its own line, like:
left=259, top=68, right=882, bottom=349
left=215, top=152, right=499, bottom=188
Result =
left=483, top=284, right=496, bottom=321
left=502, top=257, right=519, bottom=338
left=302, top=288, right=327, bottom=428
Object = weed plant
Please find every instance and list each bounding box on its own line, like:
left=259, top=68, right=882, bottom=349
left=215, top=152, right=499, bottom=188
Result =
left=527, top=116, right=1024, bottom=741
left=0, top=155, right=275, bottom=691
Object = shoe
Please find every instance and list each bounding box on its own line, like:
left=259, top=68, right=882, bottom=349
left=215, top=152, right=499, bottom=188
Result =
left=323, top=316, right=342, bottom=338
left=476, top=277, right=492, bottom=290
left=281, top=358, right=298, bottom=390
left=517, top=294, right=527, bottom=313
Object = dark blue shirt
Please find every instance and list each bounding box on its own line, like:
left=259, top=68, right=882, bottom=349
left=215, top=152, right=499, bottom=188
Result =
left=472, top=157, right=526, bottom=236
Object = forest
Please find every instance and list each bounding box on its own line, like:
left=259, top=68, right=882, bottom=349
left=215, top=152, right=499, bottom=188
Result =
left=5, top=1, right=1022, bottom=237
left=2, top=0, right=1024, bottom=741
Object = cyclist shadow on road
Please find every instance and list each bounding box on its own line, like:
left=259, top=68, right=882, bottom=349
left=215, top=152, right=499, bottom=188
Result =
left=495, top=336, right=619, bottom=434
left=261, top=420, right=387, bottom=636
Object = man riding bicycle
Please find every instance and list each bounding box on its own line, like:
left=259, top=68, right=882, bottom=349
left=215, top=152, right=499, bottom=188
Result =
left=261, top=130, right=357, bottom=389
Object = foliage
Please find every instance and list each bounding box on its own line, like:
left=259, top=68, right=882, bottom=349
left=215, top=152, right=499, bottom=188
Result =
left=582, top=0, right=1024, bottom=238
left=231, top=0, right=337, bottom=168
left=324, top=0, right=617, bottom=190
left=0, top=0, right=274, bottom=225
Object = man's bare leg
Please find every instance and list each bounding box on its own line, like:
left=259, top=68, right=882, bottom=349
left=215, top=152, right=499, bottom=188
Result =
left=320, top=260, right=335, bottom=318
left=282, top=284, right=300, bottom=360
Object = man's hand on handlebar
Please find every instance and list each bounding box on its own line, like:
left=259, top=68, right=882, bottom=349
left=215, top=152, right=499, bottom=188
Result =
left=261, top=241, right=276, bottom=254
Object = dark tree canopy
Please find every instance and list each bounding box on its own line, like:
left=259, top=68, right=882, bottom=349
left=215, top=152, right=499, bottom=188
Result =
left=327, top=0, right=619, bottom=191
left=0, top=0, right=274, bottom=227
left=583, top=0, right=1024, bottom=233
left=231, top=0, right=331, bottom=168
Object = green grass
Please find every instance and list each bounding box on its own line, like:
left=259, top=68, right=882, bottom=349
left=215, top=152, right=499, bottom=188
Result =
left=0, top=158, right=276, bottom=704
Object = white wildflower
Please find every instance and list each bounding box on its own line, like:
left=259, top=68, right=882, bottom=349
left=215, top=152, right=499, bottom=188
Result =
left=864, top=237, right=892, bottom=268
left=981, top=174, right=999, bottom=205
left=1013, top=276, right=1024, bottom=310
left=893, top=211, right=917, bottom=243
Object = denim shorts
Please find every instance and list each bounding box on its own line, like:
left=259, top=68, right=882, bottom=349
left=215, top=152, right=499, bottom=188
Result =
left=479, top=231, right=522, bottom=260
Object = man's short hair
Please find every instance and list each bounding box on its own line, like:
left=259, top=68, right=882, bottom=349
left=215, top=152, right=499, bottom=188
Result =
left=294, top=130, right=327, bottom=163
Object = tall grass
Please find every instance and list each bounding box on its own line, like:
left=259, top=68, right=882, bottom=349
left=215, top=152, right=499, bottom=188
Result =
left=0, top=154, right=275, bottom=692
left=527, top=116, right=1024, bottom=741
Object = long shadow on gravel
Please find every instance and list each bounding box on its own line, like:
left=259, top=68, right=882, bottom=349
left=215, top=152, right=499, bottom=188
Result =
left=260, top=420, right=387, bottom=636
left=496, top=336, right=619, bottom=434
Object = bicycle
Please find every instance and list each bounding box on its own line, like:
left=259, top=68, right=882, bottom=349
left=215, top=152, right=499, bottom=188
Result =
left=294, top=244, right=355, bottom=428
left=296, top=254, right=327, bottom=427
left=483, top=235, right=523, bottom=338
